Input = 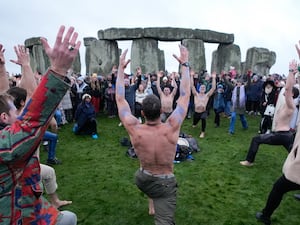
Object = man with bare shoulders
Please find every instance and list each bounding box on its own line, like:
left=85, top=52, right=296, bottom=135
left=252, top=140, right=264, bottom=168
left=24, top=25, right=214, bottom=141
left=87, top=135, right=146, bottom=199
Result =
left=116, top=45, right=190, bottom=225
left=240, top=60, right=298, bottom=167
left=156, top=71, right=178, bottom=122
left=191, top=72, right=216, bottom=138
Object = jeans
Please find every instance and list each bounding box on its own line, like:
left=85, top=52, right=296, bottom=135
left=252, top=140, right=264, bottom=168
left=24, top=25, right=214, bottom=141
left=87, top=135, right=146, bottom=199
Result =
left=229, top=112, right=248, bottom=133
left=55, top=109, right=63, bottom=126
left=224, top=100, right=232, bottom=116
left=56, top=210, right=77, bottom=225
left=43, top=131, right=58, bottom=160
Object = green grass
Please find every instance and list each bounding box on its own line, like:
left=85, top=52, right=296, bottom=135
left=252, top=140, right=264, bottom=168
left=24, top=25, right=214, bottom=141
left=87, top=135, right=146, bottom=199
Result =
left=41, top=113, right=300, bottom=225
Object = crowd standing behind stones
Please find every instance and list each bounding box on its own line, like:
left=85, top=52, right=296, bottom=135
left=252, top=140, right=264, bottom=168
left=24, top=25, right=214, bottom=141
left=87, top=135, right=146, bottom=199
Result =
left=6, top=54, right=300, bottom=141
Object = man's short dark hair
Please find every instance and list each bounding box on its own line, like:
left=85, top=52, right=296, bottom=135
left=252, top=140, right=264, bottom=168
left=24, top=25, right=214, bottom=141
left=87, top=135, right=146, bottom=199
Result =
left=142, top=94, right=161, bottom=121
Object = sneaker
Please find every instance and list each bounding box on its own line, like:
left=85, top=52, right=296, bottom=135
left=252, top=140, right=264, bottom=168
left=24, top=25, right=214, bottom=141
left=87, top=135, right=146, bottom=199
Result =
left=118, top=122, right=123, bottom=127
left=47, top=158, right=62, bottom=165
left=92, top=134, right=99, bottom=139
left=199, top=132, right=205, bottom=138
left=256, top=212, right=271, bottom=225
left=240, top=160, right=253, bottom=167
left=138, top=117, right=142, bottom=124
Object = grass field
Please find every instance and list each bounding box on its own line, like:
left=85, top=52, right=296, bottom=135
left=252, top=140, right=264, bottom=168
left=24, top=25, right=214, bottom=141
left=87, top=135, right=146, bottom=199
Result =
left=40, top=112, right=300, bottom=225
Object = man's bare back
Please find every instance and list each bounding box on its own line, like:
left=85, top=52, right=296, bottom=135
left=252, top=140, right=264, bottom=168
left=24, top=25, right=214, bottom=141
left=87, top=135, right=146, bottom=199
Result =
left=130, top=122, right=178, bottom=175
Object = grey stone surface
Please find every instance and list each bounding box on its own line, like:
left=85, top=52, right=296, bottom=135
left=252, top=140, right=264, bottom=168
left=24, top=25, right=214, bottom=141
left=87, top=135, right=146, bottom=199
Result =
left=86, top=39, right=119, bottom=75
left=182, top=39, right=206, bottom=73
left=98, top=27, right=234, bottom=44
left=244, top=47, right=276, bottom=76
left=131, top=38, right=161, bottom=74
left=211, top=44, right=241, bottom=74
left=25, top=37, right=81, bottom=74
left=23, top=27, right=276, bottom=77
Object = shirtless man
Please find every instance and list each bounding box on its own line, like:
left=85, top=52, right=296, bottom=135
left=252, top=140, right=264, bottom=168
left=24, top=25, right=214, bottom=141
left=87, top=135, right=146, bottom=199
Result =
left=240, top=59, right=298, bottom=167
left=191, top=71, right=216, bottom=138
left=156, top=71, right=178, bottom=122
left=116, top=45, right=190, bottom=225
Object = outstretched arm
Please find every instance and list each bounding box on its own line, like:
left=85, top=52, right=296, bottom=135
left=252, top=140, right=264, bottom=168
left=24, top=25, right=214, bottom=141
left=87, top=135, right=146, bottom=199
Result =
left=115, top=50, right=138, bottom=128
left=207, top=72, right=217, bottom=97
left=10, top=45, right=37, bottom=98
left=156, top=71, right=164, bottom=96
left=0, top=44, right=10, bottom=92
left=0, top=25, right=81, bottom=163
left=285, top=60, right=297, bottom=110
left=170, top=73, right=178, bottom=96
left=168, top=45, right=190, bottom=128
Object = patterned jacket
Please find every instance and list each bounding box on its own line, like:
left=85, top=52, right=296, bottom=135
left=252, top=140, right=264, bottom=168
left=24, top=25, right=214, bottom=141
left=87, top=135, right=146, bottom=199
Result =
left=0, top=71, right=69, bottom=225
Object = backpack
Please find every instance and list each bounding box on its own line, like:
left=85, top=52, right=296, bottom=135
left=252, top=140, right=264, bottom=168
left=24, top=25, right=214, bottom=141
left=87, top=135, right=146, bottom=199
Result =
left=175, top=138, right=194, bottom=161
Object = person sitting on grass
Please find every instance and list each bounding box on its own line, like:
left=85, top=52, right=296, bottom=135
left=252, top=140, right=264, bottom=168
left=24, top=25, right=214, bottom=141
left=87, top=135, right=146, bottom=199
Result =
left=73, top=93, right=99, bottom=139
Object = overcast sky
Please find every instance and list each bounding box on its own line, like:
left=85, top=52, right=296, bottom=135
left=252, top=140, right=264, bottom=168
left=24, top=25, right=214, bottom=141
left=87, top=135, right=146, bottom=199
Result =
left=1, top=0, right=300, bottom=76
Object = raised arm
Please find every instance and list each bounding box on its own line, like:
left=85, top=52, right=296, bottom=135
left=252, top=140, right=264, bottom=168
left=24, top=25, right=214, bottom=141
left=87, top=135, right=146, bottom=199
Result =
left=206, top=72, right=217, bottom=97
left=0, top=25, right=81, bottom=162
left=285, top=60, right=297, bottom=109
left=0, top=44, right=10, bottom=92
left=168, top=45, right=190, bottom=127
left=156, top=71, right=164, bottom=96
left=10, top=45, right=37, bottom=99
left=115, top=50, right=138, bottom=128
left=170, top=72, right=178, bottom=96
left=189, top=70, right=198, bottom=96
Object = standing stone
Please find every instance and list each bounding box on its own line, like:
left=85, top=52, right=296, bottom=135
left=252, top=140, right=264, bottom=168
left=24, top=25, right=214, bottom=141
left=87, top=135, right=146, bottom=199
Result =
left=25, top=38, right=48, bottom=74
left=182, top=39, right=206, bottom=73
left=131, top=38, right=161, bottom=74
left=84, top=37, right=97, bottom=75
left=25, top=37, right=81, bottom=74
left=86, top=39, right=119, bottom=76
left=211, top=44, right=241, bottom=75
left=243, top=47, right=276, bottom=76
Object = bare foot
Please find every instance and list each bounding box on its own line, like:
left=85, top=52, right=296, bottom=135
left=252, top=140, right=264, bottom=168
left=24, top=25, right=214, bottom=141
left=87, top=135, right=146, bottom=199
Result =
left=52, top=200, right=72, bottom=208
left=148, top=198, right=155, bottom=216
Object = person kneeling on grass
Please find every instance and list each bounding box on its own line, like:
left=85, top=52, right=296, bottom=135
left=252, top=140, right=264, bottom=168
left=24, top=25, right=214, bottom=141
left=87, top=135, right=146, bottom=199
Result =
left=73, top=93, right=99, bottom=139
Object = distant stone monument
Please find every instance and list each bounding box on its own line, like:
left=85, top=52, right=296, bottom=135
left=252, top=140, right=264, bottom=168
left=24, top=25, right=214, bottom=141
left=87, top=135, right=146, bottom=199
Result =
left=25, top=27, right=276, bottom=77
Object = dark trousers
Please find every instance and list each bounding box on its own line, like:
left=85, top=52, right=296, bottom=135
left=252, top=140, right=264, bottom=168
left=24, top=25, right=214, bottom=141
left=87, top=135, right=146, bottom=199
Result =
left=262, top=175, right=300, bottom=218
left=214, top=109, right=221, bottom=127
left=78, top=118, right=97, bottom=135
left=193, top=111, right=207, bottom=132
left=245, top=131, right=294, bottom=163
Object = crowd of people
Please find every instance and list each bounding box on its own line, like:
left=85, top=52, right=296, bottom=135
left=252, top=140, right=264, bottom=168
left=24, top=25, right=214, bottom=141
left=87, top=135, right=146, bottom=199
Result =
left=1, top=24, right=300, bottom=225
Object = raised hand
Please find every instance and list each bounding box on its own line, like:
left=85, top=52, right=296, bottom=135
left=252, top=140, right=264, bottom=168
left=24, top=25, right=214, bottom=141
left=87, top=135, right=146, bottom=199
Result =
left=41, top=25, right=81, bottom=76
left=119, top=49, right=130, bottom=71
left=10, top=45, right=30, bottom=66
left=0, top=44, right=5, bottom=65
left=172, top=44, right=189, bottom=64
